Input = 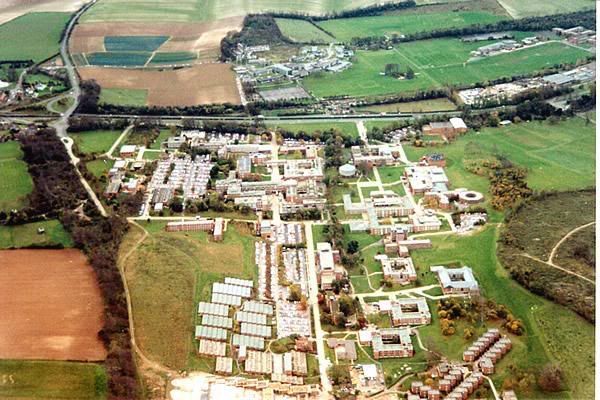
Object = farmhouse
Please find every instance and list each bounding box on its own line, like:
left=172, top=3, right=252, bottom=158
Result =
left=431, top=266, right=479, bottom=296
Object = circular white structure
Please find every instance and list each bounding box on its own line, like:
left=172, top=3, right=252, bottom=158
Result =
left=339, top=163, right=357, bottom=177
left=458, top=190, right=484, bottom=204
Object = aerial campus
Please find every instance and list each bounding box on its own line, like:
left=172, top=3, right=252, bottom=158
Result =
left=0, top=0, right=596, bottom=400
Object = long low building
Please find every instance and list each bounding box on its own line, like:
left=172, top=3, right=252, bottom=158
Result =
left=198, top=339, right=227, bottom=357
left=213, top=282, right=252, bottom=298
left=236, top=310, right=268, bottom=325
left=232, top=334, right=265, bottom=350
left=212, top=292, right=242, bottom=306
left=242, top=300, right=274, bottom=315
left=201, top=314, right=233, bottom=329
left=198, top=302, right=230, bottom=317
left=241, top=322, right=272, bottom=338
left=195, top=325, right=228, bottom=341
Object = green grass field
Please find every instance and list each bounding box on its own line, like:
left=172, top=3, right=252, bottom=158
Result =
left=275, top=18, right=335, bottom=43
left=412, top=226, right=594, bottom=399
left=0, top=360, right=106, bottom=399
left=405, top=118, right=595, bottom=194
left=356, top=98, right=457, bottom=113
left=497, top=0, right=594, bottom=18
left=99, top=88, right=148, bottom=106
left=268, top=121, right=359, bottom=138
left=0, top=13, right=70, bottom=63
left=304, top=39, right=592, bottom=98
left=122, top=222, right=257, bottom=370
left=377, top=166, right=404, bottom=183
left=317, top=11, right=506, bottom=41
left=149, top=52, right=197, bottom=64
left=71, top=130, right=122, bottom=155
left=0, top=220, right=73, bottom=249
left=81, top=0, right=396, bottom=22
left=86, top=158, right=114, bottom=178
left=0, top=141, right=33, bottom=212
left=87, top=52, right=152, bottom=66
left=104, top=35, right=168, bottom=52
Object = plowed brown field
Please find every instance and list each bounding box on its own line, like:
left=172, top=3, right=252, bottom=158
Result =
left=79, top=64, right=241, bottom=106
left=0, top=249, right=106, bottom=361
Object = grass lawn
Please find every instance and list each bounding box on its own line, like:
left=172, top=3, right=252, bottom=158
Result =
left=268, top=121, right=359, bottom=139
left=0, top=360, right=106, bottom=399
left=355, top=98, right=457, bottom=113
left=86, top=158, right=114, bottom=178
left=0, top=13, right=70, bottom=63
left=149, top=129, right=173, bottom=150
left=0, top=141, right=33, bottom=212
left=411, top=225, right=594, bottom=399
left=48, top=96, right=75, bottom=114
left=377, top=166, right=404, bottom=183
left=318, top=11, right=506, bottom=41
left=304, top=39, right=592, bottom=98
left=71, top=130, right=122, bottom=155
left=351, top=275, right=377, bottom=293
left=497, top=0, right=594, bottom=18
left=99, top=87, right=148, bottom=106
left=0, top=220, right=73, bottom=249
left=276, top=18, right=335, bottom=43
left=121, top=222, right=257, bottom=370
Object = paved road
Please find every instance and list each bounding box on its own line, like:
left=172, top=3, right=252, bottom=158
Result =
left=304, top=221, right=333, bottom=396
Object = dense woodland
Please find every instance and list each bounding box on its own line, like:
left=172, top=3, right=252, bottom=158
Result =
left=14, top=128, right=138, bottom=399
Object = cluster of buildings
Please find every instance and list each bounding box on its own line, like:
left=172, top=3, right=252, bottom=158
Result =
left=410, top=369, right=485, bottom=400
left=243, top=349, right=308, bottom=384
left=358, top=327, right=414, bottom=359
left=165, top=217, right=224, bottom=241
left=163, top=130, right=250, bottom=151
left=458, top=63, right=595, bottom=106
left=421, top=117, right=467, bottom=141
left=431, top=266, right=480, bottom=296
left=553, top=26, right=596, bottom=46
left=350, top=143, right=405, bottom=167
left=104, top=158, right=145, bottom=199
left=147, top=154, right=213, bottom=211
left=234, top=45, right=354, bottom=88
left=463, top=329, right=512, bottom=375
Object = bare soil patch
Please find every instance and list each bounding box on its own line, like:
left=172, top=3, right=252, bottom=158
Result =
left=0, top=0, right=87, bottom=25
left=0, top=249, right=106, bottom=361
left=79, top=63, right=241, bottom=106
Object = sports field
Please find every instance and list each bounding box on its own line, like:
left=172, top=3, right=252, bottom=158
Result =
left=0, top=360, right=106, bottom=399
left=497, top=0, right=594, bottom=18
left=402, top=118, right=594, bottom=223
left=0, top=220, right=73, bottom=249
left=317, top=11, right=506, bottom=41
left=71, top=129, right=122, bottom=154
left=303, top=39, right=592, bottom=98
left=0, top=12, right=70, bottom=62
left=275, top=18, right=335, bottom=43
left=0, top=249, right=106, bottom=361
left=0, top=141, right=33, bottom=212
left=81, top=0, right=400, bottom=22
left=121, top=222, right=257, bottom=370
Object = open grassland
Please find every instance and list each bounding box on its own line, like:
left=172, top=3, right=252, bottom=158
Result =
left=121, top=222, right=256, bottom=370
left=268, top=121, right=359, bottom=138
left=405, top=118, right=595, bottom=192
left=412, top=226, right=594, bottom=399
left=99, top=88, right=148, bottom=106
left=0, top=141, right=33, bottom=212
left=0, top=249, right=106, bottom=361
left=104, top=35, right=168, bottom=51
left=0, top=360, right=106, bottom=399
left=356, top=98, right=457, bottom=113
left=81, top=0, right=401, bottom=23
left=275, top=18, right=334, bottom=43
left=303, top=40, right=592, bottom=98
left=497, top=0, right=595, bottom=18
left=554, top=224, right=595, bottom=280
left=318, top=11, right=506, bottom=42
left=71, top=130, right=122, bottom=154
left=0, top=12, right=70, bottom=62
left=79, top=64, right=240, bottom=106
left=0, top=220, right=73, bottom=249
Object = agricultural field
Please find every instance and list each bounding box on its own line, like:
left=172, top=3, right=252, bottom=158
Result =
left=71, top=130, right=123, bottom=155
left=0, top=249, right=106, bottom=361
left=149, top=52, right=197, bottom=64
left=121, top=222, right=257, bottom=370
left=317, top=11, right=507, bottom=42
left=303, top=39, right=592, bottom=98
left=99, top=88, right=148, bottom=106
left=497, top=0, right=595, bottom=18
left=79, top=64, right=241, bottom=106
left=0, top=360, right=106, bottom=399
left=0, top=141, right=33, bottom=212
left=0, top=220, right=73, bottom=249
left=404, top=118, right=596, bottom=193
left=87, top=51, right=152, bottom=66
left=0, top=0, right=85, bottom=24
left=355, top=98, right=457, bottom=113
left=104, top=35, right=168, bottom=51
left=275, top=18, right=335, bottom=43
left=412, top=226, right=594, bottom=399
left=0, top=12, right=70, bottom=62
left=268, top=121, right=360, bottom=139
left=80, top=0, right=403, bottom=23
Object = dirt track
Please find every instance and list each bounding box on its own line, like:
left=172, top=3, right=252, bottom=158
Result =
left=79, top=64, right=241, bottom=106
left=0, top=249, right=106, bottom=361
